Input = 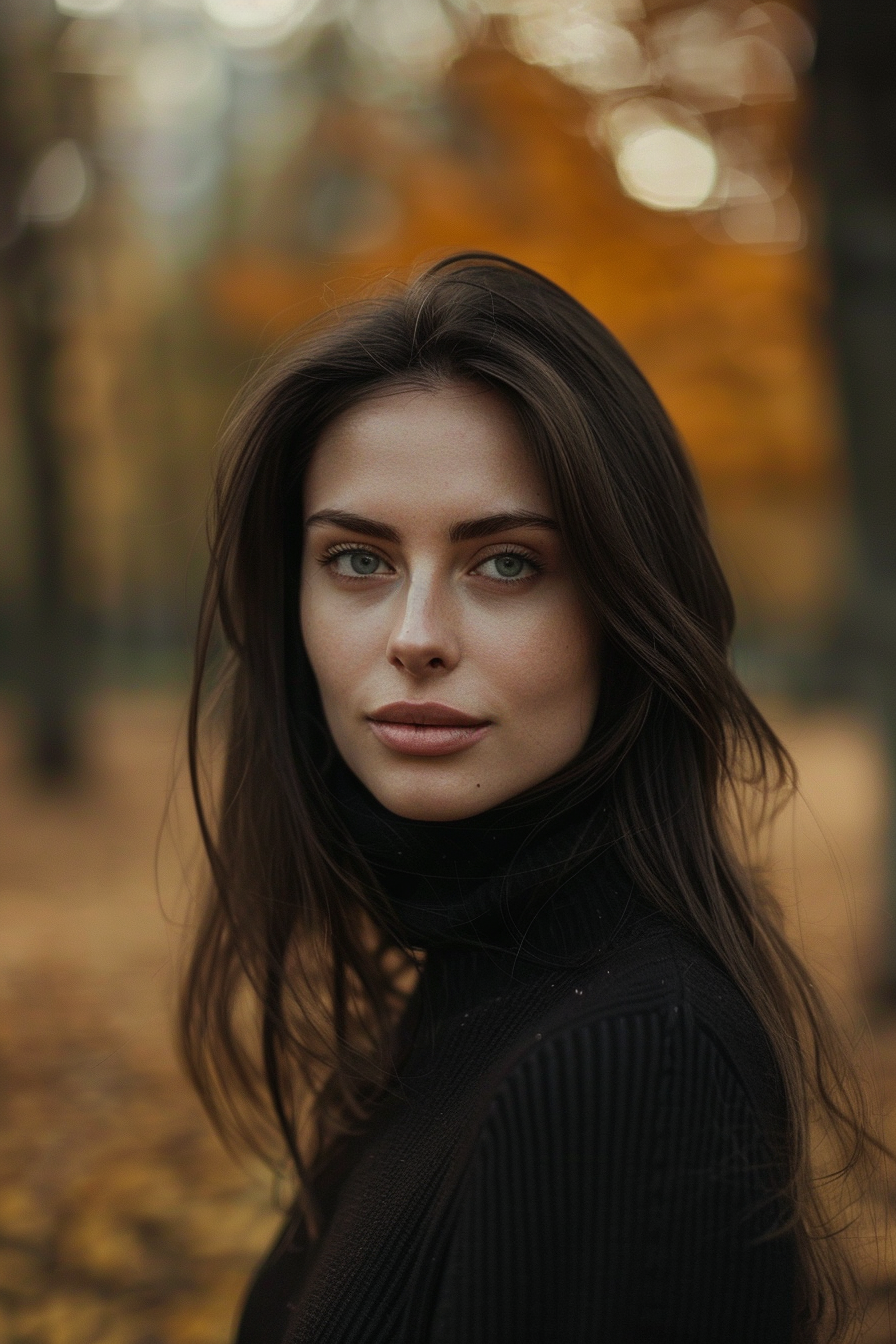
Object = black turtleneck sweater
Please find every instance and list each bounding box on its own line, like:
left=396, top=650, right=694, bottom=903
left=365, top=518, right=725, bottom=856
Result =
left=235, top=774, right=797, bottom=1344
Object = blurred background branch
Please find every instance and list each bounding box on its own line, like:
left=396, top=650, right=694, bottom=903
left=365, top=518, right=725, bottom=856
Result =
left=0, top=2, right=83, bottom=779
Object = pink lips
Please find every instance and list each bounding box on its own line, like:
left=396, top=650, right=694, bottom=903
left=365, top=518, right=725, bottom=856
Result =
left=367, top=702, right=491, bottom=757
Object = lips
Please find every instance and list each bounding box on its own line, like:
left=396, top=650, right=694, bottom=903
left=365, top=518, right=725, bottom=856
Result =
left=367, top=702, right=491, bottom=757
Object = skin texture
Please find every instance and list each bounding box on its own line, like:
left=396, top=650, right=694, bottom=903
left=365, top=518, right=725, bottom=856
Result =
left=300, top=382, right=600, bottom=821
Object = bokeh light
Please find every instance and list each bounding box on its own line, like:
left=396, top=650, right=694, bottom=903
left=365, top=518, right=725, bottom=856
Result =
left=202, top=0, right=303, bottom=27
left=202, top=0, right=319, bottom=48
left=616, top=123, right=717, bottom=210
left=20, top=140, right=92, bottom=226
left=347, top=0, right=464, bottom=78
left=509, top=6, right=649, bottom=93
left=56, top=0, right=124, bottom=17
left=43, top=0, right=816, bottom=240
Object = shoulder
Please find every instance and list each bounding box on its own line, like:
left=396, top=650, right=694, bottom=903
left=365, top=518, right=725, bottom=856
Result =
left=459, top=926, right=790, bottom=1247
left=491, top=921, right=785, bottom=1154
left=434, top=928, right=797, bottom=1343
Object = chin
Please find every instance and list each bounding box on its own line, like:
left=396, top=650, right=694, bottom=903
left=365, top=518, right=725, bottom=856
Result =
left=359, top=761, right=513, bottom=822
left=388, top=798, right=488, bottom=822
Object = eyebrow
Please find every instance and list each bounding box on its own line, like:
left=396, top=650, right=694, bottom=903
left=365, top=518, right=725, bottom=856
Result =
left=449, top=511, right=559, bottom=542
left=304, top=509, right=559, bottom=544
left=305, top=510, right=400, bottom=542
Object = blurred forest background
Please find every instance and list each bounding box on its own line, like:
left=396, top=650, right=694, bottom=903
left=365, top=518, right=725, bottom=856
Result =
left=2, top=0, right=896, bottom=1340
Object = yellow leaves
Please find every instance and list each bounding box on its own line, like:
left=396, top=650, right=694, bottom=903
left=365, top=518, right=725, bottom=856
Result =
left=0, top=967, right=279, bottom=1344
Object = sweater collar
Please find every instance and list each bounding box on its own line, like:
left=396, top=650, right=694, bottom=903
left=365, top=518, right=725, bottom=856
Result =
left=329, top=762, right=629, bottom=956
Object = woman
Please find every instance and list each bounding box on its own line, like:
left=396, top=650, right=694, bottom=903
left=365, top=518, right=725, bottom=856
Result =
left=182, top=254, right=872, bottom=1343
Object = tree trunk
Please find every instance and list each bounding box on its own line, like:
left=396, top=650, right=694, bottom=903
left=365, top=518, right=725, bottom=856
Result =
left=812, top=0, right=896, bottom=982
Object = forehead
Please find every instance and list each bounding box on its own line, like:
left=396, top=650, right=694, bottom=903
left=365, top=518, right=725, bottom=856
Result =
left=303, top=383, right=551, bottom=519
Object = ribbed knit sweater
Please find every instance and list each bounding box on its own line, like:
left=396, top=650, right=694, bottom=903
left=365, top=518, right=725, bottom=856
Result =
left=236, top=775, right=797, bottom=1344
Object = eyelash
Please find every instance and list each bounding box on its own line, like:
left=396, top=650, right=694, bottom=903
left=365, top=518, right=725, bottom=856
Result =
left=318, top=542, right=545, bottom=580
left=319, top=543, right=394, bottom=576
left=475, top=544, right=545, bottom=579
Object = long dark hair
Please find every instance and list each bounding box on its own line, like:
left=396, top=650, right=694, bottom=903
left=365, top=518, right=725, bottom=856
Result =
left=182, top=252, right=878, bottom=1340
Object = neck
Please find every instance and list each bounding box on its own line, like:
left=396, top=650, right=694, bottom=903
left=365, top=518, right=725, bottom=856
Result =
left=329, top=761, right=615, bottom=951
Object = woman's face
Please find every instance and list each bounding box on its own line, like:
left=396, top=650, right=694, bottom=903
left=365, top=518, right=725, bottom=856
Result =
left=300, top=382, right=599, bottom=821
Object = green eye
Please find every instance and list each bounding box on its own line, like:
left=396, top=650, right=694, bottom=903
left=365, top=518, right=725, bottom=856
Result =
left=349, top=552, right=380, bottom=575
left=479, top=553, right=535, bottom=580
left=330, top=549, right=388, bottom=577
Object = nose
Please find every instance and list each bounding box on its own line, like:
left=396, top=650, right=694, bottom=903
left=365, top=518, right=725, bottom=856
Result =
left=386, top=573, right=460, bottom=677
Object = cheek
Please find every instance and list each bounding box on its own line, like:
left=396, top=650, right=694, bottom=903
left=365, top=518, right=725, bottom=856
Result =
left=475, top=594, right=599, bottom=717
left=300, top=574, right=392, bottom=721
